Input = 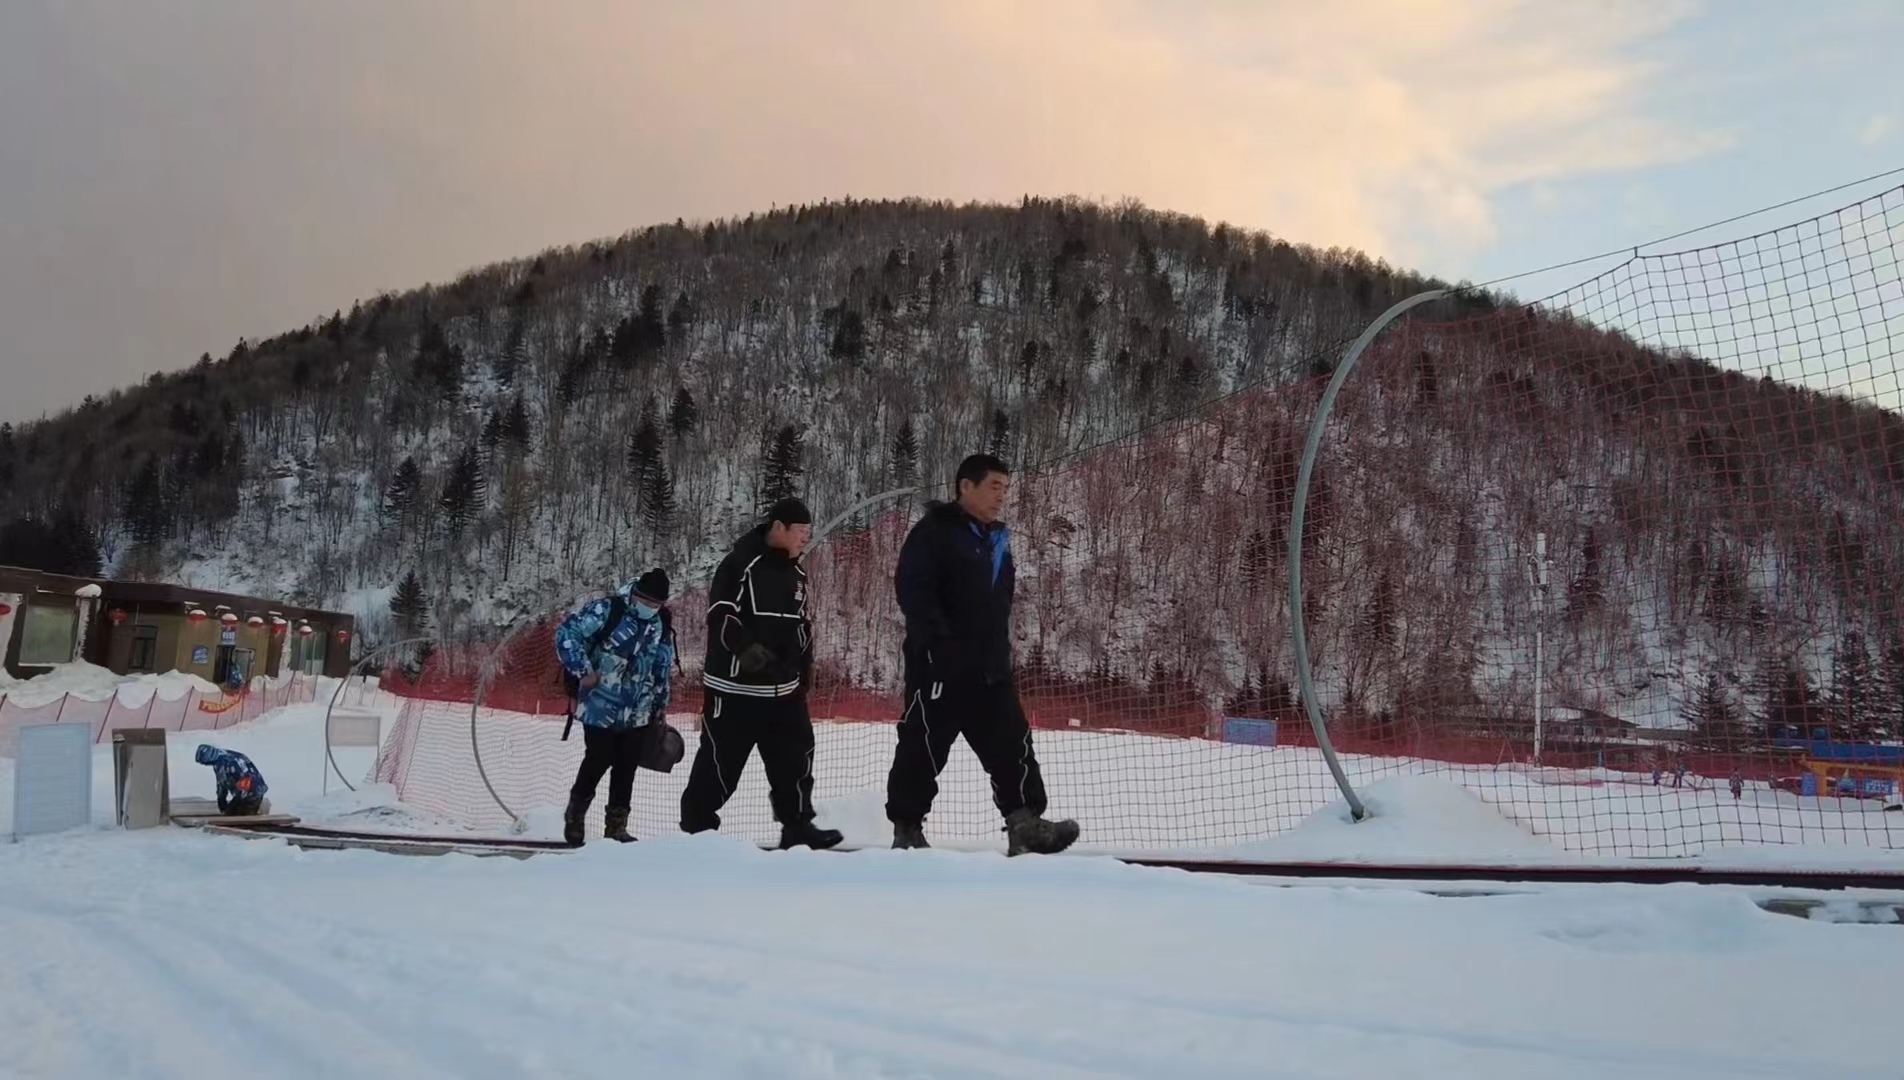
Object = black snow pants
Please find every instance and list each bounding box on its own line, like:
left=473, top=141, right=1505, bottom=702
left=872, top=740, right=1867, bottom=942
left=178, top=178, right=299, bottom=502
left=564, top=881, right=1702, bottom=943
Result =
left=885, top=676, right=1048, bottom=827
left=569, top=724, right=646, bottom=811
left=679, top=690, right=817, bottom=831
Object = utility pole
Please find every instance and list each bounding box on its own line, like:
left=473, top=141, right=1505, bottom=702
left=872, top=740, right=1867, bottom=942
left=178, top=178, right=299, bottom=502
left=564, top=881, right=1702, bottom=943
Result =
left=1528, top=533, right=1549, bottom=765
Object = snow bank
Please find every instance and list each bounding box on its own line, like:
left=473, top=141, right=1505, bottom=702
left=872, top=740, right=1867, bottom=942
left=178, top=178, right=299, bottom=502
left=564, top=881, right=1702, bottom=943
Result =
left=0, top=823, right=1895, bottom=1077
left=0, top=661, right=222, bottom=708
left=1226, top=773, right=1573, bottom=864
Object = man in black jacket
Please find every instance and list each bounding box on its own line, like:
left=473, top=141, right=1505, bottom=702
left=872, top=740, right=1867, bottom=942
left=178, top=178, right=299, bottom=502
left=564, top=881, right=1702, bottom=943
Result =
left=886, top=454, right=1079, bottom=855
left=680, top=497, right=844, bottom=850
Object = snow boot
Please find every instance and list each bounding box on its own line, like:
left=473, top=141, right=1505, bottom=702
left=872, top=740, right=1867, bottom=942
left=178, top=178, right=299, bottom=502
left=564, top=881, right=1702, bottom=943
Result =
left=563, top=796, right=589, bottom=847
left=892, top=822, right=929, bottom=849
left=777, top=818, right=845, bottom=850
left=1004, top=808, right=1079, bottom=856
left=603, top=805, right=636, bottom=843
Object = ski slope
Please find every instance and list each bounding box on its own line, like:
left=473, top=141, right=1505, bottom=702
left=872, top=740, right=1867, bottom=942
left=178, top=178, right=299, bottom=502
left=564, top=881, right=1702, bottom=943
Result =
left=3, top=697, right=1902, bottom=1077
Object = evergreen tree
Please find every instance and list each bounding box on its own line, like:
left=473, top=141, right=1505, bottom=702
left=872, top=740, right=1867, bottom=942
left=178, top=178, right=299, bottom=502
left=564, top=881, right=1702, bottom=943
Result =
left=480, top=408, right=506, bottom=460
left=50, top=504, right=101, bottom=577
left=641, top=462, right=677, bottom=534
left=1684, top=671, right=1744, bottom=750
left=829, top=309, right=867, bottom=363
left=494, top=317, right=525, bottom=387
left=502, top=393, right=532, bottom=450
left=666, top=290, right=695, bottom=341
left=986, top=408, right=1011, bottom=460
left=383, top=457, right=421, bottom=525
left=627, top=397, right=664, bottom=489
left=667, top=386, right=699, bottom=440
left=1828, top=631, right=1877, bottom=740
left=762, top=423, right=806, bottom=507
left=123, top=457, right=172, bottom=548
left=890, top=418, right=919, bottom=489
left=439, top=447, right=486, bottom=538
left=389, top=570, right=430, bottom=639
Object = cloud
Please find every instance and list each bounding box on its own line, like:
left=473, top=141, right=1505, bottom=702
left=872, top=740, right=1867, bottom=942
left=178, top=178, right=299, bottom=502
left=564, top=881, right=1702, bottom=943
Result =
left=1859, top=114, right=1895, bottom=146
left=0, top=0, right=1718, bottom=420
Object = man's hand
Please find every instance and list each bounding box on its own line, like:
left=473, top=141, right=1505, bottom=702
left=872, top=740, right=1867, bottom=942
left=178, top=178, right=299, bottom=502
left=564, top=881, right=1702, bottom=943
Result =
left=738, top=643, right=777, bottom=674
left=579, top=671, right=601, bottom=691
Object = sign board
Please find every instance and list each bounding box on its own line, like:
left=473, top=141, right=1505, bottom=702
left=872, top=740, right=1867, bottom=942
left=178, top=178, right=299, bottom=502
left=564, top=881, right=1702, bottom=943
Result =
left=220, top=627, right=237, bottom=646
left=1221, top=717, right=1278, bottom=747
left=323, top=709, right=383, bottom=794
left=192, top=645, right=210, bottom=665
left=12, top=722, right=93, bottom=840
left=112, top=728, right=170, bottom=829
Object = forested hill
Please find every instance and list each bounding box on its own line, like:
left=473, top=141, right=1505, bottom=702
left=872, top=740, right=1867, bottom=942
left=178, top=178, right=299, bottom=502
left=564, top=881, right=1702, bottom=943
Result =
left=0, top=197, right=1454, bottom=641
left=5, top=195, right=1900, bottom=738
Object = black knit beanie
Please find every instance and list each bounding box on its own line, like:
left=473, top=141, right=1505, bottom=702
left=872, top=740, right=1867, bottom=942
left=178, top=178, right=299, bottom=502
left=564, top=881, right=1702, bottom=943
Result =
left=766, top=497, right=812, bottom=527
left=633, top=568, right=671, bottom=603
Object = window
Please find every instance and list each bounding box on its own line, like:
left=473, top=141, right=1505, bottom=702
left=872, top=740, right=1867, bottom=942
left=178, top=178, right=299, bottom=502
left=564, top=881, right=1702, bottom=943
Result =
left=17, top=604, right=78, bottom=666
left=129, top=625, right=159, bottom=673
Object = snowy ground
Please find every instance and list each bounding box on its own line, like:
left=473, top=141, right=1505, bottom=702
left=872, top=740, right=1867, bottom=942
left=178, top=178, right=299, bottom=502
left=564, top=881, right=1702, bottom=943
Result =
left=4, top=698, right=1903, bottom=1077
left=371, top=698, right=1904, bottom=866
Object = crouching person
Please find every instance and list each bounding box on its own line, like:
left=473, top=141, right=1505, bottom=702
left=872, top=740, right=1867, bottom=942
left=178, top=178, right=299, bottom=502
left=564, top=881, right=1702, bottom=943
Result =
left=555, top=568, right=676, bottom=846
left=194, top=744, right=269, bottom=816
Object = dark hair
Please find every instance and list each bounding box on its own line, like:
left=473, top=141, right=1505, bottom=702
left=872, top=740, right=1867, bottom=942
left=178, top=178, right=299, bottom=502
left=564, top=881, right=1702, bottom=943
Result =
left=955, top=453, right=1011, bottom=493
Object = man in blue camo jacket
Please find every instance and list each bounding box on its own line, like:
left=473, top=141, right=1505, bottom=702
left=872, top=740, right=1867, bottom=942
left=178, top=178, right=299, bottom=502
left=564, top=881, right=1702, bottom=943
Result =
left=194, top=744, right=269, bottom=816
left=554, top=568, right=675, bottom=845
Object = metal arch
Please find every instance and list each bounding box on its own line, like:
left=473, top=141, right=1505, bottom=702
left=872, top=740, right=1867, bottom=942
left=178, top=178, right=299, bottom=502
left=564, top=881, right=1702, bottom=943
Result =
left=1288, top=288, right=1449, bottom=823
left=323, top=636, right=439, bottom=793
left=470, top=613, right=551, bottom=831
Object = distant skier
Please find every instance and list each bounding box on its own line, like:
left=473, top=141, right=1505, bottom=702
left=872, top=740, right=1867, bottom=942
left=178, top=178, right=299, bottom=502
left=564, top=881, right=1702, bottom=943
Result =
left=1673, top=759, right=1688, bottom=789
left=555, top=568, right=678, bottom=846
left=884, top=453, right=1079, bottom=855
left=193, top=744, right=268, bottom=816
left=1729, top=770, right=1744, bottom=801
left=679, top=498, right=844, bottom=851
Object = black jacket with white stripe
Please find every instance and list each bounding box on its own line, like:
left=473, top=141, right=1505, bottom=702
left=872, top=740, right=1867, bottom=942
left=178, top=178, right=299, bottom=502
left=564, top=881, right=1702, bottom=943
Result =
left=702, top=525, right=812, bottom=698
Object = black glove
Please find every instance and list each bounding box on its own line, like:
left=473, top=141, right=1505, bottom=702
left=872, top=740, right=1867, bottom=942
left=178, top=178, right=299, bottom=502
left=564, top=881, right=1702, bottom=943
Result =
left=738, top=643, right=777, bottom=675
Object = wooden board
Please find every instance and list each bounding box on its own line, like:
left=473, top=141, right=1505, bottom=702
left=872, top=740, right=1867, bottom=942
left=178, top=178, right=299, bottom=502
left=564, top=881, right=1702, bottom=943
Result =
left=169, top=795, right=298, bottom=828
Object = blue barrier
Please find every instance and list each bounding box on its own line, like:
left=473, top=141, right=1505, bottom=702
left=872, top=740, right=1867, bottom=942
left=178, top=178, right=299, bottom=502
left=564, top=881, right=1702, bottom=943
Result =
left=1799, top=774, right=1897, bottom=798
left=1767, top=735, right=1904, bottom=764
left=1222, top=717, right=1278, bottom=747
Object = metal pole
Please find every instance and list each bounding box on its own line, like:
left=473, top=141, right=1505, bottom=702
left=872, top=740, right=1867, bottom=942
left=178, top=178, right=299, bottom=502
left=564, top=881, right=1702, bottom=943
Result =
left=1289, top=288, right=1448, bottom=823
left=1532, top=532, right=1548, bottom=765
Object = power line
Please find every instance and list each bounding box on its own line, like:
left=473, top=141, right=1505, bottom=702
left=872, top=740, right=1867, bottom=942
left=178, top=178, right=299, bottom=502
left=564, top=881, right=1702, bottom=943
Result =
left=1468, top=163, right=1904, bottom=293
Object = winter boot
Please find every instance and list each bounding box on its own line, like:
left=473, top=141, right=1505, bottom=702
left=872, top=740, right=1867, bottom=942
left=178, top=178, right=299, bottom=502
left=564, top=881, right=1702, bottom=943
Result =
left=603, top=805, right=636, bottom=843
left=1004, top=808, right=1080, bottom=856
left=777, top=818, right=845, bottom=851
left=563, top=795, right=589, bottom=848
left=892, top=822, right=930, bottom=850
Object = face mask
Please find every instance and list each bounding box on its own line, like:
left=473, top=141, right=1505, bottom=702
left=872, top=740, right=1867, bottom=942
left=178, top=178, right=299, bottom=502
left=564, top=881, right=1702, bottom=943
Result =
left=633, top=600, right=658, bottom=619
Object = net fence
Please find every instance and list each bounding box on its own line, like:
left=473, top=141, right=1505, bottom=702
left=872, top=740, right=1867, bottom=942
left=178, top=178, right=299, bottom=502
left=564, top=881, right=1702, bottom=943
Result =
left=367, top=186, right=1904, bottom=859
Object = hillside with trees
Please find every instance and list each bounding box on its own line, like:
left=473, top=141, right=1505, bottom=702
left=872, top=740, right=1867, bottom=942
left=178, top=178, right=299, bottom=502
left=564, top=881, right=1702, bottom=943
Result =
left=2, top=196, right=1900, bottom=742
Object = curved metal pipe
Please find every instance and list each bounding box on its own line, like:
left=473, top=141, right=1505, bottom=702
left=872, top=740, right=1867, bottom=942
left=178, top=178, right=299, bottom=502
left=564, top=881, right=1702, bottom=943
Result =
left=1288, top=288, right=1448, bottom=822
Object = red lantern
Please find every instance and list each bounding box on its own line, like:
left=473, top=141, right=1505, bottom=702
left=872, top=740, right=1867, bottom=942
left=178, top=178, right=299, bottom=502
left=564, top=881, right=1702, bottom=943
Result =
left=187, top=608, right=208, bottom=623
left=220, top=612, right=239, bottom=626
left=0, top=601, right=14, bottom=617
left=247, top=615, right=265, bottom=627
left=297, top=622, right=314, bottom=637
left=334, top=628, right=351, bottom=644
left=108, top=608, right=129, bottom=625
